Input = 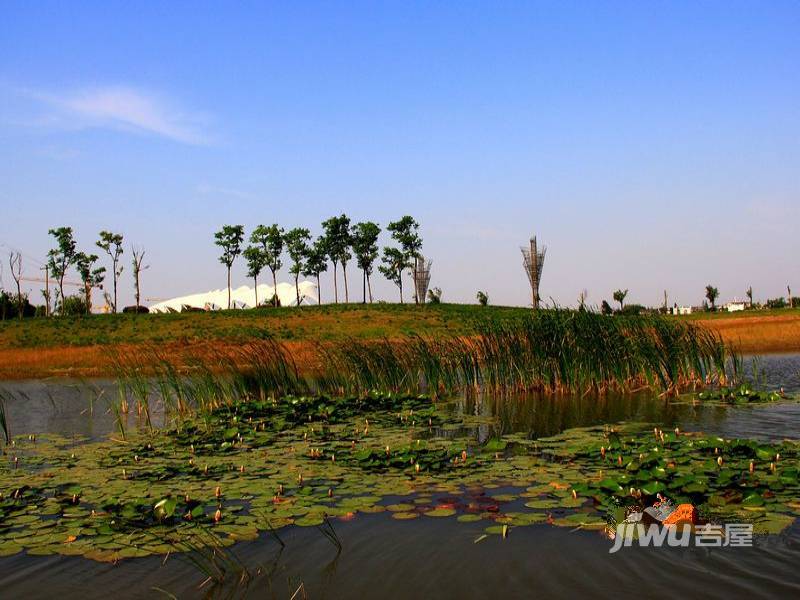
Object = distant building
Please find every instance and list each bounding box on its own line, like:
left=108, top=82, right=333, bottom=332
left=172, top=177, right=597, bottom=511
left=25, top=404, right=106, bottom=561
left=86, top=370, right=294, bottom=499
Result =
left=724, top=300, right=747, bottom=312
left=670, top=304, right=694, bottom=315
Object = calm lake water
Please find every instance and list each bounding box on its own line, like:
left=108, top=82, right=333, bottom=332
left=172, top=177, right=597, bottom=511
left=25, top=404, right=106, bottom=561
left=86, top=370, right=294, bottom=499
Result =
left=1, top=353, right=799, bottom=599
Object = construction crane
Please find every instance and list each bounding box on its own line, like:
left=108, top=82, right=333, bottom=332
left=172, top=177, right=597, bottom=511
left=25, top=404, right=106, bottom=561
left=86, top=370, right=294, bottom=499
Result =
left=20, top=276, right=83, bottom=287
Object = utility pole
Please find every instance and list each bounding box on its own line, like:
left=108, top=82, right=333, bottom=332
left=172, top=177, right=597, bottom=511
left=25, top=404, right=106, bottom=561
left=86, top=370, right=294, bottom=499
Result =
left=42, top=265, right=50, bottom=317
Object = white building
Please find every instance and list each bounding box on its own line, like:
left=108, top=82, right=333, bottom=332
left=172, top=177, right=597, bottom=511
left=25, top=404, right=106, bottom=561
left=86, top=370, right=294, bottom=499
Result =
left=149, top=281, right=318, bottom=313
left=724, top=300, right=747, bottom=312
left=670, top=305, right=694, bottom=315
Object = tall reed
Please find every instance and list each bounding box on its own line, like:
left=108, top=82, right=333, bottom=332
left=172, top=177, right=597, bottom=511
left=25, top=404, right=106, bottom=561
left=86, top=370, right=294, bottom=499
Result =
left=111, top=309, right=736, bottom=412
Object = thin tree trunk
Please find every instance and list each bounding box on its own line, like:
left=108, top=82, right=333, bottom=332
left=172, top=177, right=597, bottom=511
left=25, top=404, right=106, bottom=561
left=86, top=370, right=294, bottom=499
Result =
left=112, top=261, right=118, bottom=313
left=362, top=269, right=366, bottom=303
left=16, top=278, right=22, bottom=319
left=253, top=275, right=258, bottom=308
left=367, top=273, right=373, bottom=303
left=59, top=275, right=66, bottom=315
left=343, top=263, right=349, bottom=303
left=227, top=267, right=232, bottom=309
left=295, top=275, right=300, bottom=306
left=316, top=274, right=321, bottom=304
left=272, top=269, right=278, bottom=306
left=399, top=276, right=404, bottom=304
left=44, top=267, right=50, bottom=317
left=332, top=263, right=339, bottom=303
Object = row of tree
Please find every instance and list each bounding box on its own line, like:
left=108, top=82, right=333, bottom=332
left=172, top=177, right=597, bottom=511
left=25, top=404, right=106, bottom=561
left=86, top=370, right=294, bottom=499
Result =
left=41, top=227, right=147, bottom=315
left=601, top=284, right=797, bottom=315
left=213, top=215, right=422, bottom=308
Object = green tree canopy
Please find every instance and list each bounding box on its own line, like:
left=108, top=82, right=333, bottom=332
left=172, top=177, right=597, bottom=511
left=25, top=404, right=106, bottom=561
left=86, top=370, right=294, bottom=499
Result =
left=250, top=224, right=284, bottom=306
left=379, top=246, right=410, bottom=303
left=302, top=237, right=329, bottom=304
left=285, top=227, right=311, bottom=306
left=612, top=289, right=628, bottom=311
left=96, top=230, right=124, bottom=313
left=214, top=225, right=245, bottom=309
left=74, top=252, right=106, bottom=314
left=351, top=221, right=381, bottom=303
left=47, top=226, right=78, bottom=313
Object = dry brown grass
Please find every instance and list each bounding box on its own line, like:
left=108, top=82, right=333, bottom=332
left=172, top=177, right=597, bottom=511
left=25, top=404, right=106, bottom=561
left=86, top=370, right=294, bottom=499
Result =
left=696, top=313, right=800, bottom=354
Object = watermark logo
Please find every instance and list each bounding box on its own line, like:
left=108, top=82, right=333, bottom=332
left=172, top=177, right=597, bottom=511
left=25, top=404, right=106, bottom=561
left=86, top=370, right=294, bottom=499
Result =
left=609, top=523, right=753, bottom=553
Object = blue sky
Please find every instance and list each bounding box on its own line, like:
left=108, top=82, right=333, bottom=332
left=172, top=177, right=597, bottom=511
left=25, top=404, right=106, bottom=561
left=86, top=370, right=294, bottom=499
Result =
left=1, top=1, right=798, bottom=308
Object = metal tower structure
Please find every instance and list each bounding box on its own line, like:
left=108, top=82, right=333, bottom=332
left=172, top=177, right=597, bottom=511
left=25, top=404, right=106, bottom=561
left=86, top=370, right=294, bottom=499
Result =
left=521, top=236, right=546, bottom=309
left=412, top=255, right=432, bottom=304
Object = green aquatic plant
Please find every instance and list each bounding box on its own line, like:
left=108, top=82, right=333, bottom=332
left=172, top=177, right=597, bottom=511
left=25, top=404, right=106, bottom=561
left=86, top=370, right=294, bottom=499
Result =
left=697, top=383, right=786, bottom=404
left=1, top=388, right=797, bottom=562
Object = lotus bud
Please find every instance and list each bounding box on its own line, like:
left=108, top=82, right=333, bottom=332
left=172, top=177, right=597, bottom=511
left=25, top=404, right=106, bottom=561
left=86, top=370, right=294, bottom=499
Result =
left=72, top=494, right=78, bottom=504
left=495, top=453, right=500, bottom=460
left=204, top=465, right=209, bottom=475
left=461, top=450, right=468, bottom=462
left=770, top=462, right=776, bottom=473
left=190, top=444, right=195, bottom=453
left=639, top=453, right=644, bottom=461
left=122, top=468, right=126, bottom=479
left=214, top=509, right=221, bottom=522
left=617, top=456, right=623, bottom=466
left=185, top=494, right=190, bottom=503
left=215, top=486, right=221, bottom=498
left=184, top=511, right=192, bottom=520
left=714, top=447, right=719, bottom=455
left=749, top=461, right=754, bottom=473
left=240, top=465, right=245, bottom=473
left=298, top=473, right=303, bottom=484
left=415, top=463, right=420, bottom=473
left=331, top=454, right=335, bottom=462
left=134, top=455, right=139, bottom=462
left=328, top=488, right=333, bottom=498
left=71, top=453, right=75, bottom=459
left=776, top=453, right=780, bottom=462
left=278, top=484, right=283, bottom=495
left=654, top=427, right=658, bottom=437
left=717, top=456, right=723, bottom=467
left=630, top=487, right=636, bottom=497
left=386, top=446, right=390, bottom=456
left=572, top=489, right=578, bottom=499
left=674, top=428, right=680, bottom=435
left=600, top=446, right=606, bottom=458
left=351, top=440, right=356, bottom=449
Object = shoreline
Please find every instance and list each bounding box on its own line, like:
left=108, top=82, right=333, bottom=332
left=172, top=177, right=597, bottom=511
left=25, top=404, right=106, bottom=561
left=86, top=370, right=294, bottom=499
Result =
left=1, top=306, right=798, bottom=380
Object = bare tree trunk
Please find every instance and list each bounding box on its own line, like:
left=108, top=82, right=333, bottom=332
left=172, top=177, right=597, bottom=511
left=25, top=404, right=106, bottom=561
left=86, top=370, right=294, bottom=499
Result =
left=271, top=269, right=278, bottom=306
left=253, top=275, right=258, bottom=307
left=84, top=282, right=92, bottom=314
left=9, top=253, right=22, bottom=319
left=367, top=273, right=373, bottom=303
left=44, top=266, right=50, bottom=317
left=227, top=267, right=231, bottom=309
left=316, top=274, right=321, bottom=304
left=112, top=259, right=118, bottom=313
left=295, top=274, right=300, bottom=306
left=332, top=262, right=339, bottom=303
left=362, top=269, right=366, bottom=303
left=399, top=277, right=404, bottom=304
left=343, top=262, right=349, bottom=303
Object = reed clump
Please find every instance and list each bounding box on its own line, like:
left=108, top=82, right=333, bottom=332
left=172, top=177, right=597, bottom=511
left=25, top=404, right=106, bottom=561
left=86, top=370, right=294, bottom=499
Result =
left=320, top=309, right=733, bottom=396
left=111, top=309, right=735, bottom=412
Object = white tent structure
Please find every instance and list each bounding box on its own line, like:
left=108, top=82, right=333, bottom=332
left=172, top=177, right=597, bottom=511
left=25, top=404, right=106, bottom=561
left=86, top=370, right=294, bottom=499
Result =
left=149, top=281, right=318, bottom=313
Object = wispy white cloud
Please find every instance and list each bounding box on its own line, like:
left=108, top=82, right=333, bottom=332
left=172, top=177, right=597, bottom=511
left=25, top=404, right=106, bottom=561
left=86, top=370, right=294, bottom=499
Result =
left=13, top=85, right=210, bottom=145
left=195, top=183, right=255, bottom=200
